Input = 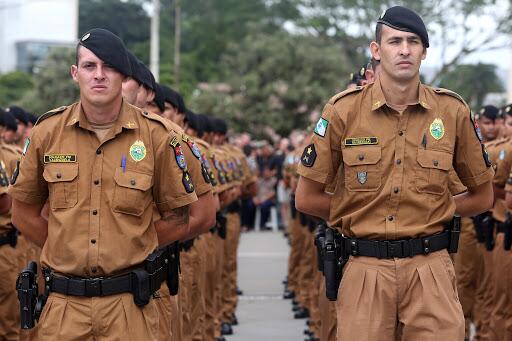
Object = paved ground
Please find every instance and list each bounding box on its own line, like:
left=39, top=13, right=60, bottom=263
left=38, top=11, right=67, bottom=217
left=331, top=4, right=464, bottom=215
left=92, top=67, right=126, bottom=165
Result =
left=226, top=230, right=305, bottom=341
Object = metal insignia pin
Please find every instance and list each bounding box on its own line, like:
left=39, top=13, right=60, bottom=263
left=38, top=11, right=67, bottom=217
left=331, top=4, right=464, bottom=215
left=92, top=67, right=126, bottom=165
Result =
left=82, top=33, right=91, bottom=41
left=357, top=171, right=367, bottom=185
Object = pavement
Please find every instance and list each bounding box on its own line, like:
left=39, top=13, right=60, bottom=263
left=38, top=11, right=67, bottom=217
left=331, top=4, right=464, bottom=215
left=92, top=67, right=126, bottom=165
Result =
left=226, top=230, right=304, bottom=341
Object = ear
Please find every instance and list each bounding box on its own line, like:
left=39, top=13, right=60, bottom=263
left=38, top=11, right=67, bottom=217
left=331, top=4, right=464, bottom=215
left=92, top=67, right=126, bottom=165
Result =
left=70, top=65, right=79, bottom=83
left=370, top=41, right=381, bottom=61
left=421, top=47, right=427, bottom=61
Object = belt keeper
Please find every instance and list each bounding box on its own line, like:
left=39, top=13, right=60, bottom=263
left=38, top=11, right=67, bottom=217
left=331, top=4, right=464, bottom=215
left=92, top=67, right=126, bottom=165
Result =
left=422, top=238, right=430, bottom=254
left=350, top=239, right=358, bottom=256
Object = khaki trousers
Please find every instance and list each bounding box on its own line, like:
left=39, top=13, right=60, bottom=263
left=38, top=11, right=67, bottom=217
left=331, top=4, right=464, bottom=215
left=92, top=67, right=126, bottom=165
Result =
left=221, top=212, right=241, bottom=323
left=37, top=292, right=159, bottom=340
left=0, top=244, right=20, bottom=341
left=296, top=225, right=312, bottom=308
left=191, top=237, right=207, bottom=341
left=204, top=232, right=219, bottom=339
left=309, top=239, right=322, bottom=338
left=474, top=243, right=495, bottom=340
left=490, top=234, right=512, bottom=340
left=336, top=250, right=464, bottom=341
left=154, top=284, right=176, bottom=341
left=213, top=233, right=225, bottom=338
left=287, top=216, right=301, bottom=294
left=453, top=217, right=483, bottom=338
left=179, top=244, right=198, bottom=341
left=318, top=280, right=337, bottom=341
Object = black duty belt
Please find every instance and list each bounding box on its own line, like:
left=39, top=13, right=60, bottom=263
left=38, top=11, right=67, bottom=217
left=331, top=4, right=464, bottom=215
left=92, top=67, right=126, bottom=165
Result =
left=0, top=227, right=18, bottom=247
left=497, top=222, right=507, bottom=234
left=50, top=273, right=134, bottom=297
left=341, top=230, right=451, bottom=259
left=180, top=238, right=195, bottom=252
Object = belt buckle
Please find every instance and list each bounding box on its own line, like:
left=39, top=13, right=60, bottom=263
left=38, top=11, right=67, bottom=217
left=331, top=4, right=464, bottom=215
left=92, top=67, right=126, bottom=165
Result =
left=84, top=277, right=103, bottom=297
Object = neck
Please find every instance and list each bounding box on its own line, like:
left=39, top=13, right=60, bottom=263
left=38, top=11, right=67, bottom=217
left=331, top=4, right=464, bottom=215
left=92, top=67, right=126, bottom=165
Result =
left=81, top=96, right=123, bottom=124
left=379, top=72, right=420, bottom=106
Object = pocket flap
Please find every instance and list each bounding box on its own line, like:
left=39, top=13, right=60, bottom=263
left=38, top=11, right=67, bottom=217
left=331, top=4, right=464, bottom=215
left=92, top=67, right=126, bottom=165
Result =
left=43, top=163, right=78, bottom=183
left=114, top=168, right=152, bottom=191
left=342, top=146, right=381, bottom=166
left=417, top=149, right=452, bottom=170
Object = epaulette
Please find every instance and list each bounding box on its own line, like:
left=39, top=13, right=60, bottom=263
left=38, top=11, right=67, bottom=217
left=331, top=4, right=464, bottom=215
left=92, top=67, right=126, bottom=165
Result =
left=493, top=137, right=509, bottom=147
left=169, top=129, right=180, bottom=147
left=1, top=143, right=22, bottom=156
left=140, top=110, right=170, bottom=130
left=35, top=106, right=67, bottom=126
left=329, top=86, right=364, bottom=105
left=433, top=88, right=468, bottom=107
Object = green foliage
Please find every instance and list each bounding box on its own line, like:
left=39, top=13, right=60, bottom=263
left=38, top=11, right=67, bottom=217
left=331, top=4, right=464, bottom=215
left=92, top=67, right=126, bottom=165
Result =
left=19, top=48, right=79, bottom=115
left=191, top=26, right=353, bottom=136
left=438, top=63, right=504, bottom=110
left=0, top=72, right=33, bottom=108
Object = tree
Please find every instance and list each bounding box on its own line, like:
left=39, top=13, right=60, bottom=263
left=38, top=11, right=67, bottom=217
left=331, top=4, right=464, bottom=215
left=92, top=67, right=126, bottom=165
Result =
left=438, top=63, right=504, bottom=110
left=19, top=48, right=79, bottom=115
left=191, top=25, right=356, bottom=136
left=0, top=72, right=33, bottom=108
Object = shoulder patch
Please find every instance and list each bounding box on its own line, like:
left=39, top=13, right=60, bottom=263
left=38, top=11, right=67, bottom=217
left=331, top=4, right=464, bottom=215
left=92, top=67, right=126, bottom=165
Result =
left=329, top=86, right=363, bottom=105
left=301, top=144, right=317, bottom=167
left=35, top=106, right=67, bottom=126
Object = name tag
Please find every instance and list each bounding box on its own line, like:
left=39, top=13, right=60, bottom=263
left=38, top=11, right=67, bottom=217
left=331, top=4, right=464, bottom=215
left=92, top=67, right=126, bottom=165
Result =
left=344, top=137, right=379, bottom=146
left=44, top=154, right=77, bottom=163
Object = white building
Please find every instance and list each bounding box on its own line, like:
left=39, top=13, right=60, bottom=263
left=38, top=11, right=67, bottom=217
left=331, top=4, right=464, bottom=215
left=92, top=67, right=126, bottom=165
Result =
left=0, top=0, right=78, bottom=73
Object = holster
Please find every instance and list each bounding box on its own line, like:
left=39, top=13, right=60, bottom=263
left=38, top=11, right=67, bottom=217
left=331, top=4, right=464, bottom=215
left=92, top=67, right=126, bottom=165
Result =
left=131, top=268, right=151, bottom=307
left=504, top=213, right=512, bottom=251
left=216, top=212, right=227, bottom=240
left=314, top=222, right=326, bottom=273
left=290, top=195, right=297, bottom=219
left=16, top=262, right=39, bottom=329
left=473, top=212, right=495, bottom=250
left=166, top=242, right=180, bottom=296
left=299, top=213, right=308, bottom=226
left=323, top=229, right=345, bottom=301
left=447, top=215, right=461, bottom=254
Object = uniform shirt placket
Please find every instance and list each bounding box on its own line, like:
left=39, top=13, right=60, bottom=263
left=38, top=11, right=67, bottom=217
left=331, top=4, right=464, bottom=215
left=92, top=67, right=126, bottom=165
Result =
left=88, top=141, right=104, bottom=275
left=385, top=109, right=410, bottom=240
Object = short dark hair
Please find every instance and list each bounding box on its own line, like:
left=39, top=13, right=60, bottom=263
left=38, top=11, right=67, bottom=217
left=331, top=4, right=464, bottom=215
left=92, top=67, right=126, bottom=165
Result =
left=75, top=44, right=82, bottom=66
left=375, top=23, right=383, bottom=44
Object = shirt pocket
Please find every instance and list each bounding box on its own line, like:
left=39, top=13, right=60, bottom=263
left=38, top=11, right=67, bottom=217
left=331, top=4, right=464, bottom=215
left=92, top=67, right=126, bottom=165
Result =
left=43, top=163, right=78, bottom=209
left=113, top=168, right=153, bottom=216
left=342, top=146, right=382, bottom=192
left=415, top=149, right=452, bottom=195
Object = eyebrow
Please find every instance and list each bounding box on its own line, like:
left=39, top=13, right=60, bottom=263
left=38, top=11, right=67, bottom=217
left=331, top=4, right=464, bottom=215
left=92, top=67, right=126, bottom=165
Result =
left=387, top=34, right=420, bottom=41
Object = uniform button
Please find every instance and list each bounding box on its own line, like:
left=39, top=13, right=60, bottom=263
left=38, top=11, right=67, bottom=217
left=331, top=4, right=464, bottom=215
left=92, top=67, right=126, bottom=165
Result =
left=96, top=149, right=102, bottom=155
left=388, top=215, right=394, bottom=221
left=358, top=154, right=364, bottom=161
left=56, top=173, right=62, bottom=179
left=433, top=160, right=439, bottom=167
left=393, top=187, right=399, bottom=193
left=91, top=267, right=97, bottom=273
left=130, top=179, right=136, bottom=186
left=396, top=159, right=401, bottom=165
left=91, top=239, right=96, bottom=244
left=92, top=209, right=98, bottom=215
left=94, top=179, right=100, bottom=185
left=398, top=130, right=404, bottom=136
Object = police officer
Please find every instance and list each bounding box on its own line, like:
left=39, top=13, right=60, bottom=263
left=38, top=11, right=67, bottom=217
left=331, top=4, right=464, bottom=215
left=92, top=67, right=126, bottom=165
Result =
left=296, top=6, right=494, bottom=340
left=9, top=28, right=198, bottom=340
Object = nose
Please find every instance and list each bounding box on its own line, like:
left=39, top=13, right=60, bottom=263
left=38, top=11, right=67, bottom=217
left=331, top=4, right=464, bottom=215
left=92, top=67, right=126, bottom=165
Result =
left=94, top=65, right=106, bottom=80
left=399, top=41, right=411, bottom=56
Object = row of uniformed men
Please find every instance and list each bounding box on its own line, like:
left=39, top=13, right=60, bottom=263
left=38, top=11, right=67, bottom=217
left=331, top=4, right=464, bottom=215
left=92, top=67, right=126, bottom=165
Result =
left=0, top=28, right=257, bottom=341
left=453, top=103, right=512, bottom=341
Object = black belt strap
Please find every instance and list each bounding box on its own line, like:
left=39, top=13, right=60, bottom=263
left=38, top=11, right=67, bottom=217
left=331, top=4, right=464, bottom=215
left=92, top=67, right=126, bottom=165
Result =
left=0, top=228, right=17, bottom=247
left=50, top=273, right=133, bottom=297
left=342, top=230, right=450, bottom=259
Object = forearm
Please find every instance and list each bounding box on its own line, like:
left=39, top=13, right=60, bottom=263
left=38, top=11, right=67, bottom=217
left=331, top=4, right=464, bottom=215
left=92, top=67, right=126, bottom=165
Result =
left=295, top=177, right=331, bottom=221
left=0, top=194, right=11, bottom=215
left=185, top=192, right=216, bottom=238
left=11, top=200, right=47, bottom=248
left=155, top=205, right=190, bottom=246
left=493, top=184, right=505, bottom=200
left=454, top=181, right=493, bottom=217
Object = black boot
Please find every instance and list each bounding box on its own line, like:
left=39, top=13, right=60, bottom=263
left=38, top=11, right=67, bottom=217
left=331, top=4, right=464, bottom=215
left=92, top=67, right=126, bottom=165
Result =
left=221, top=322, right=233, bottom=335
left=292, top=304, right=302, bottom=312
left=236, top=286, right=243, bottom=295
left=215, top=337, right=226, bottom=341
left=283, top=290, right=295, bottom=299
left=231, top=313, right=238, bottom=326
left=294, top=308, right=309, bottom=319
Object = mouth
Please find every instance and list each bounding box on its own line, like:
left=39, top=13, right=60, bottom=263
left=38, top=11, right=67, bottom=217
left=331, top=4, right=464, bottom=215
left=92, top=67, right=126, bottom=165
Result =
left=92, top=85, right=107, bottom=91
left=397, top=61, right=413, bottom=66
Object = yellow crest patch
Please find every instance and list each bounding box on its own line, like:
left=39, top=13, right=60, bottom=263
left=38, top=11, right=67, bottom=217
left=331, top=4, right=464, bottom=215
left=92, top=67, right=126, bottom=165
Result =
left=429, top=118, right=445, bottom=140
left=129, top=140, right=146, bottom=162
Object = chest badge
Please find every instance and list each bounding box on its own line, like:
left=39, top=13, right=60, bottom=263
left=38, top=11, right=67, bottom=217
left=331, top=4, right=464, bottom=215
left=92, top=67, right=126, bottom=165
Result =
left=357, top=171, right=367, bottom=185
left=129, top=140, right=146, bottom=162
left=430, top=118, right=445, bottom=140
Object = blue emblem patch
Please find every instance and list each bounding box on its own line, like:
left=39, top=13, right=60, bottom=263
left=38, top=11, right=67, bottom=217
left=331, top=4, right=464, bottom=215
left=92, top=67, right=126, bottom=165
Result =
left=174, top=144, right=187, bottom=170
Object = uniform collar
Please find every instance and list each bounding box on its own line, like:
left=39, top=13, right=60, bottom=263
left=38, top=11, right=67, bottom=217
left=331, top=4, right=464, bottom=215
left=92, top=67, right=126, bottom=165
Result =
left=65, top=100, right=140, bottom=131
left=371, top=78, right=432, bottom=111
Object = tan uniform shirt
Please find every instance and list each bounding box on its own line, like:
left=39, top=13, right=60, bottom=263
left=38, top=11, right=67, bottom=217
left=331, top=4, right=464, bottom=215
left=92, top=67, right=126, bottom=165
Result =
left=298, top=78, right=493, bottom=240
left=9, top=101, right=197, bottom=277
left=0, top=143, right=21, bottom=234
left=487, top=138, right=510, bottom=222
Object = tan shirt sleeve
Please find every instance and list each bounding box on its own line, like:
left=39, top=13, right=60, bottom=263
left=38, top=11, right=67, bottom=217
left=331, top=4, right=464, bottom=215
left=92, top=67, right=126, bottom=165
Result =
left=453, top=105, right=494, bottom=188
left=297, top=103, right=343, bottom=184
left=8, top=128, right=48, bottom=204
left=448, top=169, right=467, bottom=195
left=493, top=148, right=512, bottom=187
left=153, top=131, right=197, bottom=213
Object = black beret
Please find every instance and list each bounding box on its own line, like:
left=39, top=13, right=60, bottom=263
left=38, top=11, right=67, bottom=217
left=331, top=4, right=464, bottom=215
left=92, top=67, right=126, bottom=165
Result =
left=198, top=114, right=213, bottom=134
left=378, top=6, right=429, bottom=48
left=126, top=51, right=144, bottom=85
left=138, top=63, right=155, bottom=91
left=477, top=105, right=499, bottom=120
left=186, top=110, right=204, bottom=136
left=1, top=111, right=18, bottom=132
left=349, top=65, right=367, bottom=85
left=78, top=28, right=131, bottom=76
left=153, top=83, right=166, bottom=112
left=26, top=113, right=38, bottom=125
left=160, top=85, right=180, bottom=109
left=212, top=117, right=228, bottom=135
left=6, top=106, right=29, bottom=125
